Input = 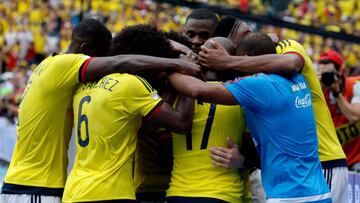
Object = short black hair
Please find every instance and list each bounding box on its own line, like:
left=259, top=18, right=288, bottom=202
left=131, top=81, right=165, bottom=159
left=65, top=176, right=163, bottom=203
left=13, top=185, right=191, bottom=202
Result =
left=213, top=15, right=240, bottom=38
left=236, top=33, right=276, bottom=56
left=185, top=8, right=219, bottom=27
left=110, top=25, right=177, bottom=58
left=72, top=18, right=112, bottom=56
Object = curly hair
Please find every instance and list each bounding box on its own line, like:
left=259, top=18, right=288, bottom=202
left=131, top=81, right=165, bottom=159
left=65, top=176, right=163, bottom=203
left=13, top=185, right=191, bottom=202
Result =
left=110, top=25, right=177, bottom=58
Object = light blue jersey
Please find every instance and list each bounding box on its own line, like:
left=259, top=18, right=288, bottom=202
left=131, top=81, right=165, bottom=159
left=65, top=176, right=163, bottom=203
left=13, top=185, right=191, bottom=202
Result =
left=225, top=73, right=331, bottom=202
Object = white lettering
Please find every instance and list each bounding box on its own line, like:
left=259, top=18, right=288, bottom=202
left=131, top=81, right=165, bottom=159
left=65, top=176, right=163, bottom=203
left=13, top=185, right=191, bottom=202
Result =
left=291, top=82, right=307, bottom=92
left=295, top=94, right=312, bottom=108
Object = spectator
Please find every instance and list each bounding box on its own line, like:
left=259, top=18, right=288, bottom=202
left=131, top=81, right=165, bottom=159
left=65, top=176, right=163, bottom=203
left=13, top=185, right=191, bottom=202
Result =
left=318, top=50, right=360, bottom=172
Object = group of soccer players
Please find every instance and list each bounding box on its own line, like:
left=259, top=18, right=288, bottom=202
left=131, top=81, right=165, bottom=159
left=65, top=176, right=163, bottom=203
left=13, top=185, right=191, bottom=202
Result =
left=0, top=7, right=349, bottom=203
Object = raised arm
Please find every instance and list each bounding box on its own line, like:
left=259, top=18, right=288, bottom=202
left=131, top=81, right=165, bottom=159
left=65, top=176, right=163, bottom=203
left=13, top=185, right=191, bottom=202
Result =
left=167, top=73, right=237, bottom=105
left=199, top=40, right=303, bottom=75
left=150, top=95, right=194, bottom=133
left=83, top=55, right=201, bottom=82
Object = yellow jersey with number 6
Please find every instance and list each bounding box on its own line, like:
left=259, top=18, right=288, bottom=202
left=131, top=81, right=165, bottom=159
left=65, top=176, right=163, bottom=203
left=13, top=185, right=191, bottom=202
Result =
left=5, top=54, right=89, bottom=188
left=276, top=40, right=346, bottom=162
left=63, top=73, right=162, bottom=202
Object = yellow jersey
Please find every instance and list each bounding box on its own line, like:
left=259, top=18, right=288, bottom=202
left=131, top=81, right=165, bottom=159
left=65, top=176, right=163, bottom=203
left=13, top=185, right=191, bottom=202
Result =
left=4, top=54, right=89, bottom=189
left=167, top=101, right=250, bottom=203
left=276, top=40, right=346, bottom=162
left=63, top=73, right=162, bottom=202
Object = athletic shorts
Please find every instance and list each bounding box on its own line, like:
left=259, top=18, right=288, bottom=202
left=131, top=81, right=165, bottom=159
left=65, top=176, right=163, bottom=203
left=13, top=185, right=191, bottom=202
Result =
left=323, top=166, right=348, bottom=203
left=0, top=194, right=60, bottom=203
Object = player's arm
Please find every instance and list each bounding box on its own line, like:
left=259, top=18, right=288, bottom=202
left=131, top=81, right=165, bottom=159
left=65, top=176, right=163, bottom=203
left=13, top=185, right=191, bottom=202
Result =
left=210, top=137, right=245, bottom=169
left=149, top=95, right=195, bottom=133
left=82, top=55, right=200, bottom=82
left=167, top=73, right=237, bottom=105
left=199, top=40, right=303, bottom=75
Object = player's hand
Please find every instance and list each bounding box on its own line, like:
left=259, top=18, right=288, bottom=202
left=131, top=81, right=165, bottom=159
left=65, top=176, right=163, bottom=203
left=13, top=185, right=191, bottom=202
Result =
left=199, top=40, right=231, bottom=71
left=209, top=137, right=245, bottom=169
left=170, top=39, right=193, bottom=55
left=180, top=52, right=199, bottom=65
left=175, top=59, right=201, bottom=76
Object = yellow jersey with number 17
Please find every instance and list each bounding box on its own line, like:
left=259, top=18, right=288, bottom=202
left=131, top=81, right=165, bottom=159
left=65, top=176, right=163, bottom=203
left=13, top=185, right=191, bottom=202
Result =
left=167, top=101, right=250, bottom=203
left=63, top=73, right=162, bottom=202
left=4, top=54, right=89, bottom=188
left=276, top=40, right=346, bottom=162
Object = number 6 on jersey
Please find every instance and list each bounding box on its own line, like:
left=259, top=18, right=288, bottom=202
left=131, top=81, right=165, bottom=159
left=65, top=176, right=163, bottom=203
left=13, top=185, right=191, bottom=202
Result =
left=77, top=95, right=91, bottom=147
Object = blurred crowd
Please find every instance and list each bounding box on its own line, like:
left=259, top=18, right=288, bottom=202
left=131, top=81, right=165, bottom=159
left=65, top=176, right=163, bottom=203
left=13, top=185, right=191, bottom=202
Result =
left=0, top=0, right=360, bottom=123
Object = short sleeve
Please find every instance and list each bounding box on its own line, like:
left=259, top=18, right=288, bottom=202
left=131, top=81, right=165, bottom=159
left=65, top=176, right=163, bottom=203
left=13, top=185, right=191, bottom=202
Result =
left=276, top=39, right=306, bottom=68
left=224, top=74, right=271, bottom=110
left=351, top=82, right=360, bottom=104
left=122, top=75, right=163, bottom=118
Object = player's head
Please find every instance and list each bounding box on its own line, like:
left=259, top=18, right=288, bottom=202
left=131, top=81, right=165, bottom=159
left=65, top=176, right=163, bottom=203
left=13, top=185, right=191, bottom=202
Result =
left=203, top=37, right=239, bottom=81
left=110, top=25, right=178, bottom=90
left=213, top=15, right=252, bottom=45
left=203, top=37, right=236, bottom=55
left=236, top=33, right=276, bottom=56
left=110, top=25, right=177, bottom=58
left=184, top=8, right=219, bottom=53
left=69, top=18, right=112, bottom=57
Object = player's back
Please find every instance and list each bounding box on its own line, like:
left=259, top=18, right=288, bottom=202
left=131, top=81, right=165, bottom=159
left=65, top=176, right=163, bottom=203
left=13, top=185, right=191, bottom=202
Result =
left=276, top=40, right=346, bottom=164
left=4, top=54, right=89, bottom=191
left=167, top=100, right=249, bottom=203
left=226, top=73, right=330, bottom=202
left=63, top=73, right=162, bottom=202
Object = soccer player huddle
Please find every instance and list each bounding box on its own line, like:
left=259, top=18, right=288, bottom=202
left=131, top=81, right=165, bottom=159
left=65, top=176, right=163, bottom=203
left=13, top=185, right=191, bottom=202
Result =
left=0, top=8, right=348, bottom=203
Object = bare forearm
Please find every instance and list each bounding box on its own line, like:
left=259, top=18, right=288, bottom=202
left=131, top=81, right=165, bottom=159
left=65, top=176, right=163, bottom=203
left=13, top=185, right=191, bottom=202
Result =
left=227, top=54, right=301, bottom=75
left=168, top=73, right=237, bottom=105
left=84, top=55, right=180, bottom=82
left=168, top=73, right=205, bottom=99
left=174, top=95, right=195, bottom=131
left=337, top=94, right=360, bottom=122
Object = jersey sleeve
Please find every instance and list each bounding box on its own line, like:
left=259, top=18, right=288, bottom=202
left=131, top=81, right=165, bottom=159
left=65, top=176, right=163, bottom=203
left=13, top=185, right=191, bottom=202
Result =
left=49, top=54, right=90, bottom=89
left=224, top=74, right=271, bottom=110
left=122, top=75, right=163, bottom=119
left=276, top=39, right=306, bottom=69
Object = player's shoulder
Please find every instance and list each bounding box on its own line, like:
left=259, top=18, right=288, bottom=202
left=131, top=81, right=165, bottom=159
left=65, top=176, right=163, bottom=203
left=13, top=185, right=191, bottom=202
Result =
left=276, top=39, right=306, bottom=55
left=52, top=53, right=90, bottom=61
left=122, top=74, right=156, bottom=93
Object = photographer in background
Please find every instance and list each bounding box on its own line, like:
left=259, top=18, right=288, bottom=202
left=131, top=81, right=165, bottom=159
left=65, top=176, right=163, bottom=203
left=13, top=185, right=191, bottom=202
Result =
left=318, top=50, right=360, bottom=173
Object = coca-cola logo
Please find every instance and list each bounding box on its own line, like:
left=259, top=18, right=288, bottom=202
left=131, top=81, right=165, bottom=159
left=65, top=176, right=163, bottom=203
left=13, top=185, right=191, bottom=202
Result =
left=295, top=94, right=311, bottom=108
